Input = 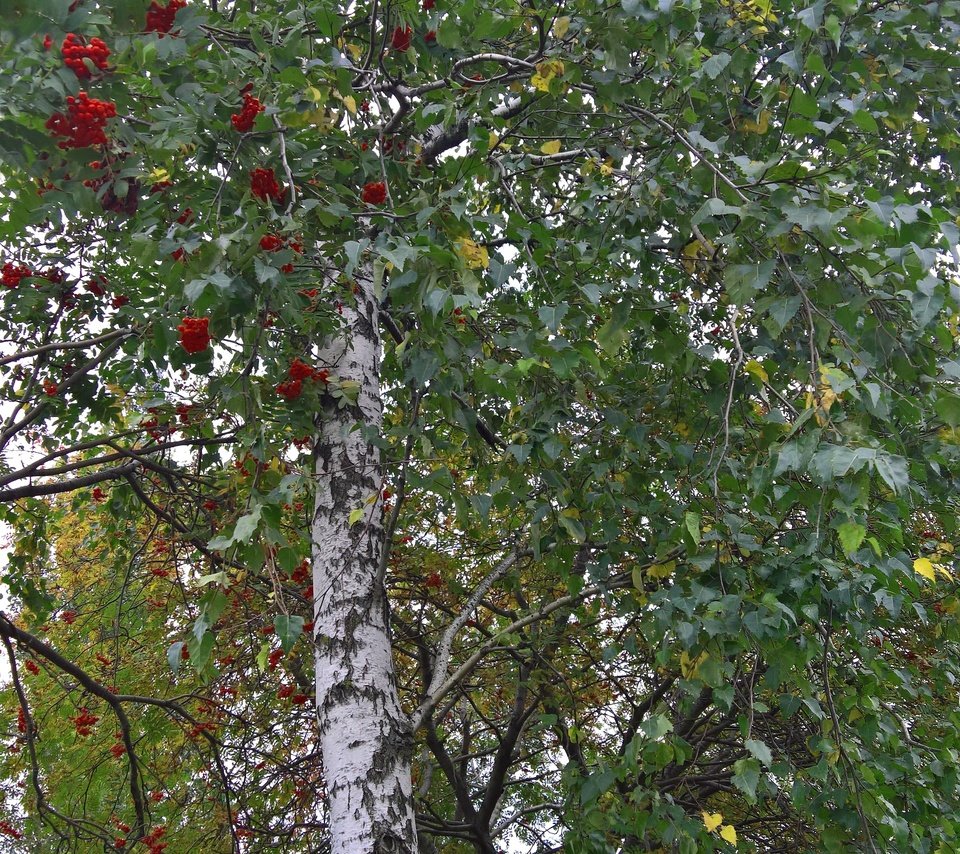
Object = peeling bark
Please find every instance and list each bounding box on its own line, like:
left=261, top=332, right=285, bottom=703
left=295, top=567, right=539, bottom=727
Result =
left=312, top=272, right=418, bottom=854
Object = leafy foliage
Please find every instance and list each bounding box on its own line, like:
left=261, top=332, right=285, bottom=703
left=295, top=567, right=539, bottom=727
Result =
left=0, top=0, right=958, bottom=851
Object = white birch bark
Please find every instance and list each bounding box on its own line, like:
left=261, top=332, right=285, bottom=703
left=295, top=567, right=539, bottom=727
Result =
left=312, top=271, right=418, bottom=853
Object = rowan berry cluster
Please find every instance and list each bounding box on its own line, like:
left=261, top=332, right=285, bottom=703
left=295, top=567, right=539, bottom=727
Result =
left=141, top=825, right=169, bottom=854
left=250, top=167, right=284, bottom=202
left=259, top=233, right=303, bottom=271
left=61, top=33, right=110, bottom=79
left=85, top=274, right=108, bottom=296
left=45, top=92, right=116, bottom=149
left=177, top=316, right=211, bottom=353
left=0, top=821, right=22, bottom=840
left=70, top=707, right=99, bottom=737
left=146, top=0, right=186, bottom=35
left=391, top=25, right=412, bottom=51
left=276, top=358, right=330, bottom=401
left=259, top=233, right=284, bottom=252
left=361, top=181, right=387, bottom=205
left=231, top=92, right=264, bottom=132
left=1, top=262, right=32, bottom=289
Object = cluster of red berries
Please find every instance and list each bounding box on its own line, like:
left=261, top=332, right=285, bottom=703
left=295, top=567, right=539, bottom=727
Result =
left=361, top=181, right=387, bottom=205
left=70, top=707, right=99, bottom=737
left=259, top=233, right=303, bottom=271
left=45, top=92, right=117, bottom=149
left=250, top=166, right=285, bottom=202
left=61, top=33, right=110, bottom=79
left=141, top=825, right=168, bottom=854
left=276, top=358, right=330, bottom=401
left=109, top=742, right=126, bottom=759
left=177, top=316, right=211, bottom=354
left=291, top=559, right=310, bottom=586
left=146, top=0, right=187, bottom=35
left=232, top=92, right=264, bottom=132
left=61, top=610, right=78, bottom=624
left=1, top=262, right=32, bottom=289
left=259, top=233, right=284, bottom=252
left=0, top=821, right=22, bottom=840
left=425, top=30, right=437, bottom=43
left=24, top=660, right=40, bottom=676
left=85, top=274, right=108, bottom=296
left=267, top=648, right=284, bottom=671
left=42, top=380, right=59, bottom=397
left=391, top=25, right=413, bottom=51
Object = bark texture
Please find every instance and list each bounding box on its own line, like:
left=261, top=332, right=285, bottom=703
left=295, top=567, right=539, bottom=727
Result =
left=312, top=273, right=418, bottom=854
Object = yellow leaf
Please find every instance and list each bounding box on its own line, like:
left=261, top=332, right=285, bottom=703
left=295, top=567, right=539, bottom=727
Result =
left=148, top=166, right=170, bottom=183
left=599, top=159, right=614, bottom=176
left=531, top=59, right=564, bottom=92
left=647, top=560, right=676, bottom=580
left=455, top=237, right=489, bottom=270
left=720, top=824, right=738, bottom=846
left=341, top=94, right=357, bottom=115
left=681, top=651, right=709, bottom=679
left=540, top=139, right=562, bottom=155
left=741, top=109, right=771, bottom=134
left=702, top=811, right=723, bottom=832
left=488, top=132, right=500, bottom=149
left=348, top=507, right=364, bottom=526
left=344, top=42, right=363, bottom=61
left=914, top=557, right=936, bottom=582
left=744, top=359, right=768, bottom=384
left=553, top=15, right=571, bottom=38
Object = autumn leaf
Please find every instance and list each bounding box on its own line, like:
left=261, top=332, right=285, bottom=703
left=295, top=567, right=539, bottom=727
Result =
left=702, top=811, right=723, bottom=832
left=540, top=140, right=562, bottom=155
left=720, top=824, right=738, bottom=845
left=744, top=359, right=769, bottom=384
left=913, top=557, right=936, bottom=582
left=456, top=237, right=490, bottom=270
left=531, top=59, right=564, bottom=92
left=741, top=109, right=771, bottom=134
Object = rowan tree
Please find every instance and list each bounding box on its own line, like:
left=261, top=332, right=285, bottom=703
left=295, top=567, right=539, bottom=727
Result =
left=0, top=0, right=959, bottom=852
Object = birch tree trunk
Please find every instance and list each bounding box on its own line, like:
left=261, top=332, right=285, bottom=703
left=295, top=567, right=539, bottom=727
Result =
left=312, top=272, right=418, bottom=853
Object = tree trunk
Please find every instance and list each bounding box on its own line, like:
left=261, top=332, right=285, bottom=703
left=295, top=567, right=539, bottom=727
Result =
left=312, top=273, right=418, bottom=853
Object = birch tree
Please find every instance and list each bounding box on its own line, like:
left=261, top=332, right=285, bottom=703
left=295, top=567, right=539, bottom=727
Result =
left=0, top=0, right=960, bottom=852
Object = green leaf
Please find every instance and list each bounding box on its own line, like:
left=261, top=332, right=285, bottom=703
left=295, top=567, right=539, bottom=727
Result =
left=167, top=642, right=184, bottom=676
left=275, top=615, right=305, bottom=653
left=683, top=510, right=701, bottom=549
left=559, top=513, right=586, bottom=543
left=745, top=738, right=773, bottom=767
left=935, top=392, right=960, bottom=427
left=724, top=260, right=776, bottom=304
left=732, top=757, right=761, bottom=800
left=233, top=507, right=262, bottom=542
left=596, top=316, right=630, bottom=356
left=837, top=521, right=866, bottom=556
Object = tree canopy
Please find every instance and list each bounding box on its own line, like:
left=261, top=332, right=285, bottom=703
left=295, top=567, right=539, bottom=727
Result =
left=0, top=0, right=960, bottom=851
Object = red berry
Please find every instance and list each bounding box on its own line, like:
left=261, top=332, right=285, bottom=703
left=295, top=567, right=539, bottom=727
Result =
left=360, top=181, right=387, bottom=205
left=177, top=316, right=211, bottom=354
